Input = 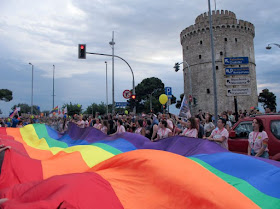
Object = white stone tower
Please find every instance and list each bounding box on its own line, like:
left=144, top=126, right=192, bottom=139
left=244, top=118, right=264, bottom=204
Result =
left=180, top=10, right=258, bottom=115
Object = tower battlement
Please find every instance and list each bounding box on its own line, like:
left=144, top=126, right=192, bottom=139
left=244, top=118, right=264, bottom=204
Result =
left=180, top=10, right=255, bottom=43
left=195, top=10, right=236, bottom=24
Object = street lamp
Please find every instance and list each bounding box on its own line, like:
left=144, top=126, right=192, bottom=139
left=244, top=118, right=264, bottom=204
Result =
left=174, top=61, right=192, bottom=114
left=28, top=63, right=34, bottom=115
left=266, top=43, right=280, bottom=50
left=86, top=51, right=136, bottom=114
left=109, top=31, right=115, bottom=114
left=105, top=61, right=109, bottom=115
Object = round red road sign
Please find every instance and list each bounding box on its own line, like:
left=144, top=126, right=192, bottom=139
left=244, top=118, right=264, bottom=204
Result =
left=123, top=90, right=132, bottom=99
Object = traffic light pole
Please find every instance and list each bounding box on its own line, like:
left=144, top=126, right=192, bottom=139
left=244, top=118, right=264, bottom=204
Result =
left=86, top=52, right=136, bottom=114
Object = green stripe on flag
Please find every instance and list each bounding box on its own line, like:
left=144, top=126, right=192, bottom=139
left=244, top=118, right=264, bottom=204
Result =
left=189, top=157, right=280, bottom=209
left=33, top=124, right=68, bottom=148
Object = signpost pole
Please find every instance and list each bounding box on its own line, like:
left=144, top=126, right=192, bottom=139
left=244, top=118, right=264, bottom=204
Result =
left=234, top=96, right=238, bottom=122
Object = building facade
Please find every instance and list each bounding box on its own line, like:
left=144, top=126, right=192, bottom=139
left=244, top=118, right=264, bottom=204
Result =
left=180, top=10, right=258, bottom=115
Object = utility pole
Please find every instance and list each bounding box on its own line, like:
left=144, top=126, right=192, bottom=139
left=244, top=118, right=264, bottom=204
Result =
left=52, top=64, right=55, bottom=109
left=208, top=0, right=218, bottom=125
left=105, top=61, right=108, bottom=115
left=109, top=31, right=115, bottom=114
left=29, top=63, right=34, bottom=115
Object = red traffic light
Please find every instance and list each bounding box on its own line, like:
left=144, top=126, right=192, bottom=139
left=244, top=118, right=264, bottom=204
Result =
left=78, top=44, right=86, bottom=59
left=131, top=95, right=136, bottom=99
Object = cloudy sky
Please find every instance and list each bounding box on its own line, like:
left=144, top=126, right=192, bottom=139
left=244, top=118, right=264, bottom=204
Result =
left=0, top=0, right=279, bottom=116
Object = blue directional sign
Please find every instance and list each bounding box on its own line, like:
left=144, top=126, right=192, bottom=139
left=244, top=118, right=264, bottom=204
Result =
left=224, top=57, right=249, bottom=65
left=225, top=67, right=250, bottom=76
left=115, top=102, right=128, bottom=108
left=165, top=87, right=172, bottom=98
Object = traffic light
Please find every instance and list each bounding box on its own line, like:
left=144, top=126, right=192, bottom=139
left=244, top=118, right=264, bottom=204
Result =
left=193, top=97, right=197, bottom=106
left=174, top=62, right=180, bottom=72
left=78, top=44, right=86, bottom=59
left=131, top=95, right=136, bottom=100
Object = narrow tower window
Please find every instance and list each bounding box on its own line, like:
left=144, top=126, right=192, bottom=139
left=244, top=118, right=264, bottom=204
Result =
left=220, top=51, right=223, bottom=56
left=200, top=40, right=203, bottom=45
left=199, top=55, right=202, bottom=59
left=186, top=46, right=189, bottom=50
left=216, top=66, right=219, bottom=70
left=207, top=89, right=210, bottom=94
left=235, top=38, right=238, bottom=42
left=224, top=38, right=227, bottom=42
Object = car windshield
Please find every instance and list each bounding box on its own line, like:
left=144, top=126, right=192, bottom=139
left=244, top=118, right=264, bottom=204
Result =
left=271, top=120, right=280, bottom=140
left=234, top=121, right=253, bottom=139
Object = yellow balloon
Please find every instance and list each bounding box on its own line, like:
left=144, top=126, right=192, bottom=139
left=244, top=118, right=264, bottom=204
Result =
left=159, top=94, right=168, bottom=104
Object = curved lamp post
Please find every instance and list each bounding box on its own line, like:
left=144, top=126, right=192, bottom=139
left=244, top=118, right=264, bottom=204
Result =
left=266, top=43, right=280, bottom=50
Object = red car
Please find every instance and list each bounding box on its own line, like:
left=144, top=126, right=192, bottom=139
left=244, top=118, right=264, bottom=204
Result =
left=228, top=114, right=280, bottom=161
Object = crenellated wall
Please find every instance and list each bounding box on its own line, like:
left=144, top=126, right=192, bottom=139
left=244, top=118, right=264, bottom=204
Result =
left=180, top=10, right=255, bottom=44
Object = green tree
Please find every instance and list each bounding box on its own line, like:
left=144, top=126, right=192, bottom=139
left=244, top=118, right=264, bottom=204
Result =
left=84, top=102, right=109, bottom=115
left=127, top=77, right=176, bottom=113
left=0, top=89, right=13, bottom=102
left=258, top=88, right=277, bottom=111
left=11, top=103, right=41, bottom=115
left=0, top=89, right=13, bottom=114
left=62, top=102, right=82, bottom=116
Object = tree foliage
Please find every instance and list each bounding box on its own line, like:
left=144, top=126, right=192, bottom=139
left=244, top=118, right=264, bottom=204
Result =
left=258, top=88, right=277, bottom=111
left=127, top=77, right=176, bottom=113
left=0, top=89, right=13, bottom=102
left=62, top=102, right=82, bottom=116
left=84, top=102, right=112, bottom=115
left=11, top=103, right=40, bottom=115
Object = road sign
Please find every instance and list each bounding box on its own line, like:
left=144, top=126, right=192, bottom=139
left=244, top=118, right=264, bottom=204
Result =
left=224, top=57, right=249, bottom=65
left=227, top=88, right=251, bottom=96
left=165, top=87, right=172, bottom=98
left=115, top=102, right=128, bottom=107
left=123, top=90, right=132, bottom=99
left=226, top=77, right=250, bottom=86
left=225, top=67, right=249, bottom=76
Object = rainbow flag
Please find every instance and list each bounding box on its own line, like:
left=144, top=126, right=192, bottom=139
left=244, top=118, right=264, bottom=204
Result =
left=51, top=106, right=58, bottom=113
left=9, top=108, right=19, bottom=119
left=0, top=123, right=279, bottom=208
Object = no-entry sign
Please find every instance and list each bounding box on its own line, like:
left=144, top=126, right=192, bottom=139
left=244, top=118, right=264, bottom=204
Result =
left=123, top=90, right=132, bottom=99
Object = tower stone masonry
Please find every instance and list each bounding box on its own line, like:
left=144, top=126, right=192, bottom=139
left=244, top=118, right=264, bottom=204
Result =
left=180, top=10, right=258, bottom=115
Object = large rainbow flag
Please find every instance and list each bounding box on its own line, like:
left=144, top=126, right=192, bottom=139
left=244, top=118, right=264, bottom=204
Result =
left=0, top=123, right=279, bottom=208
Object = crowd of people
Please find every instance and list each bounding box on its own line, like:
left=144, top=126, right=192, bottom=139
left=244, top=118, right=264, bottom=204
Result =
left=0, top=107, right=273, bottom=158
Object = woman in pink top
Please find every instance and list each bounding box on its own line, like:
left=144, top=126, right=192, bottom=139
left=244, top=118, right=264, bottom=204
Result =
left=93, top=118, right=102, bottom=130
left=101, top=120, right=109, bottom=135
left=248, top=118, right=269, bottom=158
left=156, top=120, right=172, bottom=140
left=135, top=119, right=146, bottom=136
left=116, top=119, right=126, bottom=133
left=206, top=118, right=229, bottom=150
left=180, top=117, right=198, bottom=138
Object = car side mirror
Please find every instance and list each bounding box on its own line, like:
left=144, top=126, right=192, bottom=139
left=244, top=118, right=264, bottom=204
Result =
left=229, top=130, right=236, bottom=138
